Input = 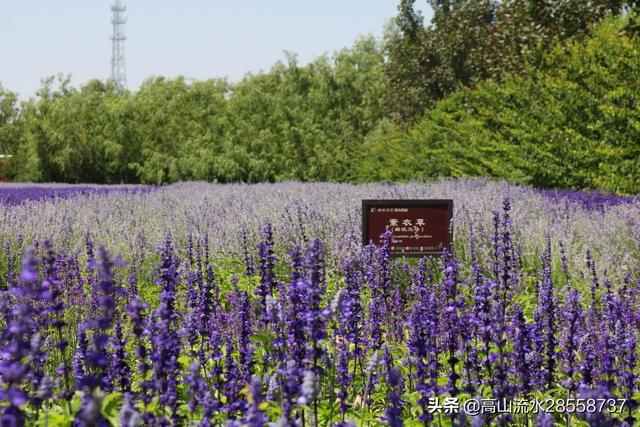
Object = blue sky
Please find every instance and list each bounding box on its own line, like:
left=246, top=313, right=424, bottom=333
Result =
left=1, top=1, right=432, bottom=99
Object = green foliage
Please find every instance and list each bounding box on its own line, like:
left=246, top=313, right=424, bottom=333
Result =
left=360, top=18, right=640, bottom=194
left=226, top=37, right=388, bottom=182
left=129, top=77, right=230, bottom=184
left=0, top=84, right=19, bottom=155
left=3, top=36, right=387, bottom=184
left=6, top=76, right=137, bottom=183
left=2, top=9, right=640, bottom=193
left=385, top=0, right=634, bottom=125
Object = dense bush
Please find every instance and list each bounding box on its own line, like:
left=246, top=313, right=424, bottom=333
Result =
left=359, top=19, right=640, bottom=194
left=385, top=0, right=636, bottom=125
left=2, top=37, right=387, bottom=184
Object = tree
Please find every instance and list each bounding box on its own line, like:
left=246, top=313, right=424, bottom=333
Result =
left=0, top=84, right=19, bottom=155
left=385, top=0, right=636, bottom=125
left=368, top=17, right=640, bottom=193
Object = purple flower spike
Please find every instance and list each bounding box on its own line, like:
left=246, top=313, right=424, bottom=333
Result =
left=536, top=411, right=554, bottom=427
left=245, top=376, right=269, bottom=427
left=559, top=288, right=583, bottom=393
left=381, top=346, right=404, bottom=427
left=79, top=246, right=120, bottom=393
left=304, top=238, right=327, bottom=372
left=257, top=223, right=277, bottom=323
left=509, top=304, right=532, bottom=395
left=0, top=248, right=45, bottom=423
left=149, top=236, right=182, bottom=423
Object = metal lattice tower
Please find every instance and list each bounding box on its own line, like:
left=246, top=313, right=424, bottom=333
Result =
left=110, top=0, right=127, bottom=89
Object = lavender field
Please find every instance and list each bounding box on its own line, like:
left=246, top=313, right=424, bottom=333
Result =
left=0, top=179, right=639, bottom=426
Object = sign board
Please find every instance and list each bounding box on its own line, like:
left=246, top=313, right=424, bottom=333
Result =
left=362, top=199, right=453, bottom=256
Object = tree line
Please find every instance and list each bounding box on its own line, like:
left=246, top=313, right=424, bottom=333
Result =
left=0, top=37, right=386, bottom=184
left=0, top=1, right=638, bottom=192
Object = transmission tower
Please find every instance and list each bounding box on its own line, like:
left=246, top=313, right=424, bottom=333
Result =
left=110, top=0, right=127, bottom=89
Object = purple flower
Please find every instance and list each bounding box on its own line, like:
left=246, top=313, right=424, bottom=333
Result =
left=297, top=370, right=319, bottom=406
left=470, top=413, right=485, bottom=427
left=288, top=244, right=304, bottom=285
left=109, top=320, right=130, bottom=393
left=341, top=258, right=363, bottom=366
left=536, top=235, right=556, bottom=390
left=238, top=291, right=254, bottom=385
left=85, top=235, right=99, bottom=316
left=277, top=359, right=301, bottom=426
left=498, top=197, right=514, bottom=304
left=63, top=254, right=88, bottom=319
left=119, top=395, right=143, bottom=427
left=474, top=273, right=496, bottom=389
left=335, top=334, right=351, bottom=416
left=390, top=276, right=405, bottom=342
left=536, top=411, right=554, bottom=427
left=579, top=330, right=597, bottom=388
left=381, top=346, right=404, bottom=427
left=509, top=304, right=532, bottom=395
left=331, top=289, right=353, bottom=416
left=2, top=239, right=16, bottom=290
left=596, top=329, right=616, bottom=394
left=304, top=238, right=327, bottom=372
left=245, top=376, right=269, bottom=427
left=407, top=258, right=439, bottom=423
left=199, top=391, right=218, bottom=427
left=491, top=209, right=501, bottom=280
left=267, top=293, right=286, bottom=364
left=266, top=373, right=279, bottom=402
left=285, top=279, right=307, bottom=372
left=459, top=307, right=479, bottom=395
left=185, top=361, right=206, bottom=413
left=201, top=247, right=218, bottom=333
left=42, top=243, right=68, bottom=374
left=241, top=225, right=256, bottom=277
left=224, top=334, right=246, bottom=417
left=149, top=236, right=182, bottom=423
left=72, top=325, right=89, bottom=391
left=575, top=385, right=616, bottom=426
left=378, top=229, right=392, bottom=336
left=80, top=246, right=120, bottom=392
left=616, top=319, right=638, bottom=424
left=440, top=250, right=463, bottom=397
left=559, top=288, right=583, bottom=392
left=126, top=294, right=151, bottom=402
left=73, top=393, right=109, bottom=427
left=364, top=243, right=384, bottom=353
left=126, top=267, right=138, bottom=305
left=489, top=300, right=511, bottom=403
left=585, top=249, right=601, bottom=318
left=0, top=248, right=44, bottom=422
left=558, top=240, right=569, bottom=281
left=199, top=326, right=225, bottom=424
left=257, top=223, right=277, bottom=322
left=182, top=269, right=201, bottom=357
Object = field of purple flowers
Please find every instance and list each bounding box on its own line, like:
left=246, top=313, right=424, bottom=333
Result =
left=0, top=179, right=639, bottom=426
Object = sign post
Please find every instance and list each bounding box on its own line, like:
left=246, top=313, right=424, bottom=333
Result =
left=362, top=199, right=453, bottom=257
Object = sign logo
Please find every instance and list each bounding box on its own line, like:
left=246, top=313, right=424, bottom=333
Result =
left=362, top=199, right=453, bottom=257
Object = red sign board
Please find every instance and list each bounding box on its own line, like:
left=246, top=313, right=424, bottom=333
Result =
left=362, top=200, right=453, bottom=256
